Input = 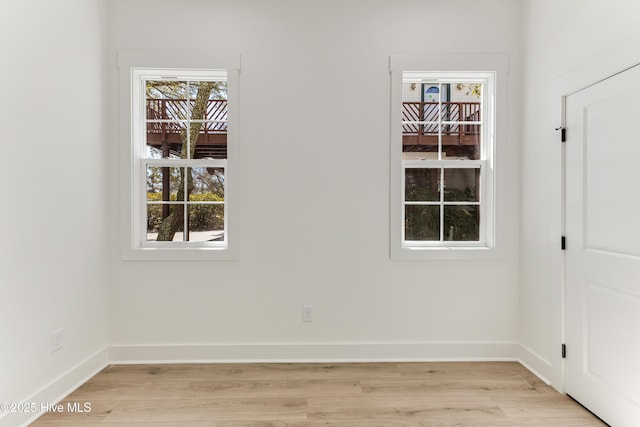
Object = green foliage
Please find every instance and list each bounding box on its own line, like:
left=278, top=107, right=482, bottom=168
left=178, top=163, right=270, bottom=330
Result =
left=445, top=187, right=475, bottom=202
left=455, top=83, right=482, bottom=98
left=404, top=185, right=479, bottom=242
left=147, top=193, right=224, bottom=232
left=405, top=206, right=440, bottom=241
left=405, top=184, right=475, bottom=203
left=444, top=206, right=479, bottom=241
left=405, top=183, right=438, bottom=202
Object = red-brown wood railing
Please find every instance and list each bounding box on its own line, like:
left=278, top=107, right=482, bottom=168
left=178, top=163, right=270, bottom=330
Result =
left=402, top=102, right=481, bottom=136
left=145, top=99, right=480, bottom=142
left=146, top=99, right=228, bottom=138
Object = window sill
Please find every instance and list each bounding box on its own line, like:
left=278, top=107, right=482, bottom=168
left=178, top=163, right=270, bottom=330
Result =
left=122, top=246, right=237, bottom=262
left=391, top=245, right=497, bottom=261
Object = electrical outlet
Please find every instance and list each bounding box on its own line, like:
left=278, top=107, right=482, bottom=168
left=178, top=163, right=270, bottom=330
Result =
left=303, top=305, right=313, bottom=322
left=51, top=329, right=63, bottom=353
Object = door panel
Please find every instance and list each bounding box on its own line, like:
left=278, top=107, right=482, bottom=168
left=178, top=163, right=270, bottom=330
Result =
left=565, top=64, right=640, bottom=427
left=583, top=89, right=640, bottom=257
left=586, top=282, right=640, bottom=405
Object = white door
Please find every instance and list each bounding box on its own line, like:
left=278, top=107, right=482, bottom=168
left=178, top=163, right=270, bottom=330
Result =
left=565, top=63, right=640, bottom=427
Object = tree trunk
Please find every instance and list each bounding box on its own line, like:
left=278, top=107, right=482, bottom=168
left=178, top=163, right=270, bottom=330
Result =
left=157, top=82, right=215, bottom=241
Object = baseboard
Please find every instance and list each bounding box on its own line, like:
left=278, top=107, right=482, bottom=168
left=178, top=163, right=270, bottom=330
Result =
left=109, top=341, right=520, bottom=364
left=517, top=343, right=552, bottom=385
left=1, top=347, right=109, bottom=427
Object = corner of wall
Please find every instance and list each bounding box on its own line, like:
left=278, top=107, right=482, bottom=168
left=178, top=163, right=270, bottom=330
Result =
left=0, top=348, right=108, bottom=427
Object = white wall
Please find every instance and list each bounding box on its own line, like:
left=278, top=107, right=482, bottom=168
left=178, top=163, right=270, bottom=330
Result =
left=2, top=0, right=636, bottom=411
left=0, top=0, right=109, bottom=425
left=519, top=0, right=640, bottom=387
left=107, top=0, right=522, bottom=361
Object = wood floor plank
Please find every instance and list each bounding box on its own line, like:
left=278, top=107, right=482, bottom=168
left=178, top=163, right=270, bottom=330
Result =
left=94, top=362, right=401, bottom=383
left=497, top=395, right=604, bottom=418
left=70, top=378, right=361, bottom=400
left=307, top=394, right=505, bottom=421
left=30, top=362, right=606, bottom=426
left=361, top=377, right=538, bottom=394
left=232, top=363, right=402, bottom=380
left=31, top=421, right=604, bottom=427
left=100, top=398, right=307, bottom=423
left=34, top=400, right=118, bottom=423
left=396, top=362, right=532, bottom=379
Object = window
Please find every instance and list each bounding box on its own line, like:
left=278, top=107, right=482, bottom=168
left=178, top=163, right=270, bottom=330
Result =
left=390, top=55, right=506, bottom=260
left=118, top=51, right=239, bottom=260
left=135, top=70, right=228, bottom=246
left=402, top=73, right=491, bottom=246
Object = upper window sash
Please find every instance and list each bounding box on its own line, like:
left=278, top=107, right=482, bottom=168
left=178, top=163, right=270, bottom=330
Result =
left=132, top=69, right=228, bottom=161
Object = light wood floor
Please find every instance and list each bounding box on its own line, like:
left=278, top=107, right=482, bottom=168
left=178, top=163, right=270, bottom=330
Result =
left=32, top=362, right=605, bottom=426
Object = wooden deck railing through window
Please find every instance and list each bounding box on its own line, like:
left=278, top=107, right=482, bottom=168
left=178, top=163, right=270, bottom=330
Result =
left=144, top=99, right=481, bottom=155
left=401, top=101, right=481, bottom=147
left=146, top=98, right=228, bottom=158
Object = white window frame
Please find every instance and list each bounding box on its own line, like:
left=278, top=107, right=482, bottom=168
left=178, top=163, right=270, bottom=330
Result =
left=118, top=50, right=240, bottom=261
left=390, top=54, right=508, bottom=260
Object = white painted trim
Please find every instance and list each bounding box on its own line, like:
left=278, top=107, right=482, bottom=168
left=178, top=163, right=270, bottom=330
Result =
left=109, top=341, right=520, bottom=364
left=548, top=38, right=640, bottom=394
left=118, top=50, right=241, bottom=71
left=391, top=53, right=509, bottom=74
left=1, top=347, right=108, bottom=427
left=390, top=54, right=508, bottom=261
left=518, top=343, right=553, bottom=387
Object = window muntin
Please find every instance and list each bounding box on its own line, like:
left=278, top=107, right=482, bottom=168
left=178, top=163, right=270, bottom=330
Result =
left=133, top=70, right=229, bottom=248
left=400, top=72, right=493, bottom=248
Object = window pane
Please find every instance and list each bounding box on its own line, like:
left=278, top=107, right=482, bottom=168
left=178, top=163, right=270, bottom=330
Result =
left=403, top=118, right=439, bottom=156
left=146, top=166, right=182, bottom=201
left=443, top=92, right=482, bottom=122
left=146, top=203, right=163, bottom=238
left=145, top=81, right=228, bottom=161
left=190, top=80, right=227, bottom=101
left=444, top=206, right=480, bottom=241
left=192, top=122, right=227, bottom=159
left=405, top=205, right=440, bottom=241
left=189, top=167, right=224, bottom=202
left=146, top=80, right=190, bottom=120
left=145, top=121, right=188, bottom=159
left=402, top=82, right=423, bottom=103
left=451, top=82, right=482, bottom=116
left=442, top=124, right=480, bottom=160
left=422, top=102, right=441, bottom=122
left=402, top=87, right=440, bottom=155
left=402, top=150, right=440, bottom=161
left=444, top=82, right=482, bottom=160
left=405, top=168, right=440, bottom=202
left=191, top=81, right=227, bottom=160
left=402, top=101, right=421, bottom=125
left=146, top=166, right=163, bottom=197
left=145, top=80, right=190, bottom=159
left=444, top=168, right=479, bottom=202
left=146, top=204, right=184, bottom=242
left=187, top=81, right=225, bottom=123
left=187, top=204, right=224, bottom=242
